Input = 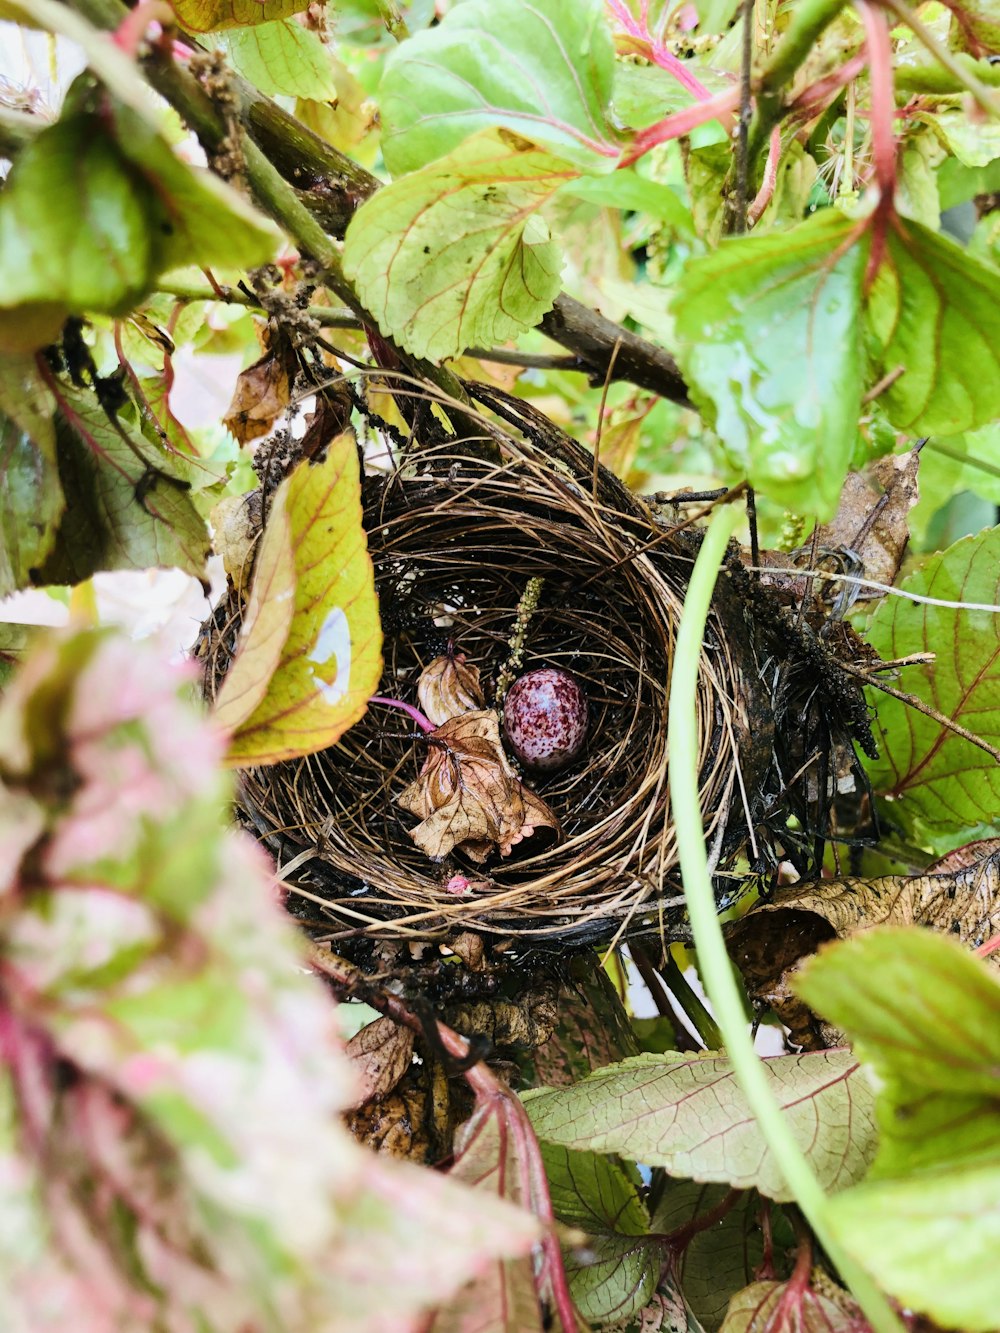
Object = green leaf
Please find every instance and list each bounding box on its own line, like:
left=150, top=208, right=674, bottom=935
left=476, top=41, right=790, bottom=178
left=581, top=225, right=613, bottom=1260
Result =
left=0, top=115, right=155, bottom=350
left=523, top=1049, right=877, bottom=1201
left=171, top=0, right=302, bottom=33
left=670, top=210, right=868, bottom=519
left=867, top=220, right=1000, bottom=435
left=216, top=19, right=340, bottom=100
left=36, top=380, right=210, bottom=584
left=562, top=169, right=695, bottom=236
left=343, top=128, right=572, bottom=362
left=542, top=1144, right=658, bottom=1324
left=931, top=103, right=1000, bottom=168
left=825, top=1161, right=1000, bottom=1333
left=109, top=102, right=279, bottom=275
left=945, top=0, right=1000, bottom=54
left=216, top=434, right=384, bottom=766
left=650, top=1182, right=766, bottom=1331
left=0, top=357, right=64, bottom=596
left=379, top=0, right=620, bottom=174
left=862, top=525, right=1000, bottom=850
left=0, top=97, right=275, bottom=352
left=794, top=927, right=1000, bottom=1176
left=906, top=427, right=1000, bottom=546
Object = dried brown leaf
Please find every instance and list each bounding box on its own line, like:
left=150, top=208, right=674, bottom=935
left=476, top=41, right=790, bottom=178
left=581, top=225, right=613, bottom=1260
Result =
left=222, top=336, right=296, bottom=445
left=418, top=653, right=487, bottom=726
left=728, top=849, right=1000, bottom=1047
left=398, top=709, right=558, bottom=862
left=345, top=1016, right=416, bottom=1109
left=813, top=448, right=921, bottom=596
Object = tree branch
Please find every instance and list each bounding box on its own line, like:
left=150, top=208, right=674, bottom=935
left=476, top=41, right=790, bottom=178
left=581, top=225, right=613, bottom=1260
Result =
left=167, top=17, right=691, bottom=406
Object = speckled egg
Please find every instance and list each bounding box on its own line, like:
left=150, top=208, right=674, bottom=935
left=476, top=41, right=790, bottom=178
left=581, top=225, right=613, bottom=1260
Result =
left=502, top=668, right=589, bottom=773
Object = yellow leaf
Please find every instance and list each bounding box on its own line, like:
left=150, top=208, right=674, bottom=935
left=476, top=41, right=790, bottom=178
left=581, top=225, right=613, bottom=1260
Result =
left=216, top=434, right=383, bottom=765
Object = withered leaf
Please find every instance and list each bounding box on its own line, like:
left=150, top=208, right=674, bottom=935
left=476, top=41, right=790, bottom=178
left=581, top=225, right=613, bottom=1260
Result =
left=345, top=1015, right=415, bottom=1110
left=398, top=709, right=559, bottom=862
left=812, top=447, right=921, bottom=598
left=727, top=849, right=1000, bottom=1048
left=418, top=652, right=486, bottom=727
left=222, top=332, right=296, bottom=445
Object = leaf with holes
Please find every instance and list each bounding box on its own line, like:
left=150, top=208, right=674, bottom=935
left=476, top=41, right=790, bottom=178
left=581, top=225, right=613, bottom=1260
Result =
left=216, top=433, right=383, bottom=766
left=343, top=129, right=572, bottom=362
left=215, top=18, right=339, bottom=100
left=171, top=0, right=302, bottom=32
left=523, top=1049, right=877, bottom=1201
left=863, top=525, right=1000, bottom=851
left=379, top=0, right=620, bottom=175
left=867, top=221, right=1000, bottom=436
left=542, top=1143, right=658, bottom=1325
left=0, top=356, right=64, bottom=597
left=670, top=210, right=868, bottom=520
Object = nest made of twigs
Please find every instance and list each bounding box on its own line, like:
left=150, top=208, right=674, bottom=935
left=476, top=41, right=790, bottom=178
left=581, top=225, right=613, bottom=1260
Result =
left=202, top=385, right=871, bottom=949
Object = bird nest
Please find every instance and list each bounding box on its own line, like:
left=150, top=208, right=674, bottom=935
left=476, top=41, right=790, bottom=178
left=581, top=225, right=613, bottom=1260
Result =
left=202, top=386, right=872, bottom=950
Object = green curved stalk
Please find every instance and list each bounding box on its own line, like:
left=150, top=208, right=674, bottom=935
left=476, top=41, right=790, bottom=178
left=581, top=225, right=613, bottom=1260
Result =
left=667, top=505, right=903, bottom=1333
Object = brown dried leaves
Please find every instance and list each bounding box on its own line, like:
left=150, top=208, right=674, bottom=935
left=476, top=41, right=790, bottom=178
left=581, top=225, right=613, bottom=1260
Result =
left=399, top=708, right=558, bottom=862
left=418, top=652, right=487, bottom=727
left=727, top=846, right=1000, bottom=1048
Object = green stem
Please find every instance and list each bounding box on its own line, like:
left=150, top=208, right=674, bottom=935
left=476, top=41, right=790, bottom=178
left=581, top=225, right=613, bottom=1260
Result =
left=895, top=55, right=1000, bottom=94
left=667, top=506, right=904, bottom=1333
left=660, top=950, right=724, bottom=1050
left=747, top=0, right=849, bottom=164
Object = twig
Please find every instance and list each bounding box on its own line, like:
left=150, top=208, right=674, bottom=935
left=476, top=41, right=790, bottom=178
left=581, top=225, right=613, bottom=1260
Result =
left=592, top=336, right=623, bottom=499
left=837, top=658, right=1000, bottom=765
left=731, top=0, right=756, bottom=235
left=748, top=566, right=1000, bottom=613
left=629, top=944, right=702, bottom=1052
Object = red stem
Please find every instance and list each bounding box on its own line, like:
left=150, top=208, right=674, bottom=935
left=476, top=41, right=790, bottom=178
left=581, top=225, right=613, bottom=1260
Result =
left=789, top=48, right=869, bottom=118
left=620, top=85, right=742, bottom=167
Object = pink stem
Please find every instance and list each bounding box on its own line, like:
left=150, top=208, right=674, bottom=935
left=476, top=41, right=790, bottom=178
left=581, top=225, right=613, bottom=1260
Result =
left=606, top=0, right=716, bottom=104
left=112, top=0, right=172, bottom=56
left=747, top=125, right=782, bottom=226
left=790, top=48, right=869, bottom=117
left=977, top=933, right=1000, bottom=958
left=368, top=695, right=435, bottom=733
left=855, top=0, right=898, bottom=284
left=619, top=85, right=742, bottom=167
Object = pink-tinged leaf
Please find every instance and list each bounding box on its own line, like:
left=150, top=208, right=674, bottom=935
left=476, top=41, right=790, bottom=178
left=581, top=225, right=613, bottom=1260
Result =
left=0, top=630, right=543, bottom=1333
left=523, top=1050, right=877, bottom=1201
left=427, top=1101, right=547, bottom=1333
left=215, top=433, right=384, bottom=765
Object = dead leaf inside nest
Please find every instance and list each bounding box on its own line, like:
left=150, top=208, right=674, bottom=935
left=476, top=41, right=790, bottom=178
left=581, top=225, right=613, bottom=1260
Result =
left=418, top=652, right=486, bottom=728
left=398, top=709, right=559, bottom=863
left=727, top=848, right=1000, bottom=1048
